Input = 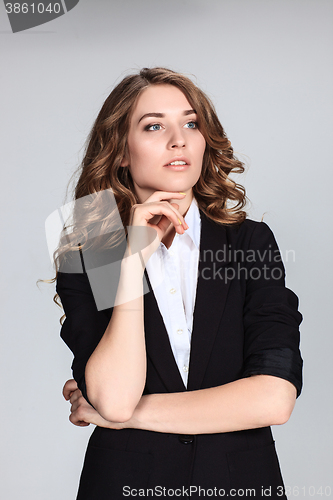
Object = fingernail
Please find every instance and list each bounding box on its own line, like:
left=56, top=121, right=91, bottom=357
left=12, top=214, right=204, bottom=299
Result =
left=179, top=192, right=186, bottom=195
left=178, top=218, right=182, bottom=225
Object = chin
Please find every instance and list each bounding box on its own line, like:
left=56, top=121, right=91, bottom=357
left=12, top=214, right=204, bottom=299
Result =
left=163, top=180, right=194, bottom=191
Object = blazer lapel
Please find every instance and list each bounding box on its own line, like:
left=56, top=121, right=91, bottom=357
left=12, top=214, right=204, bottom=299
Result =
left=187, top=211, right=232, bottom=391
left=143, top=270, right=187, bottom=393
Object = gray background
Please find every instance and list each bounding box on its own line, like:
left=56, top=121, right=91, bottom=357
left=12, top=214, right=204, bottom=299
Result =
left=1, top=0, right=332, bottom=498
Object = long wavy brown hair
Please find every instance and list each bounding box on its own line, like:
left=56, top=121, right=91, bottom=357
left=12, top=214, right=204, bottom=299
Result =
left=49, top=67, right=247, bottom=320
left=76, top=66, right=246, bottom=226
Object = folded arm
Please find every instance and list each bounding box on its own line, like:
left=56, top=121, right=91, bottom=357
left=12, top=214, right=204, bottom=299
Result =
left=66, top=374, right=296, bottom=433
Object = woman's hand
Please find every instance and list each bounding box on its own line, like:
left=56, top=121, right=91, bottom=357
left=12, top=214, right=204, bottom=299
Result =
left=63, top=379, right=125, bottom=429
left=128, top=191, right=189, bottom=262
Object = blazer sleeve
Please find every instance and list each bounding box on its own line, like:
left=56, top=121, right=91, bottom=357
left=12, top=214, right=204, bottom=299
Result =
left=241, top=222, right=303, bottom=397
left=56, top=269, right=111, bottom=405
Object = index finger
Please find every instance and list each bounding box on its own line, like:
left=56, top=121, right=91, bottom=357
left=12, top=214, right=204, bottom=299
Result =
left=146, top=191, right=186, bottom=203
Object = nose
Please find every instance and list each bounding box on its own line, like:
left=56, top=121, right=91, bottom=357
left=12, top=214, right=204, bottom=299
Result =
left=168, top=127, right=186, bottom=149
left=171, top=138, right=185, bottom=149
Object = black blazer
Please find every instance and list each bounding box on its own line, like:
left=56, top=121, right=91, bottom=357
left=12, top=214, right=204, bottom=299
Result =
left=56, top=212, right=303, bottom=500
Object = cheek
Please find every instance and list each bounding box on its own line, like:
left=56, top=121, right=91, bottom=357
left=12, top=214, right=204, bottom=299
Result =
left=192, top=132, right=206, bottom=156
left=127, top=142, right=156, bottom=181
left=129, top=137, right=157, bottom=165
left=194, top=137, right=206, bottom=177
left=195, top=139, right=206, bottom=168
left=199, top=136, right=207, bottom=156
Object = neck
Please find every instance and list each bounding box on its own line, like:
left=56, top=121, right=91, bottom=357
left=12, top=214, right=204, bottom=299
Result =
left=172, top=190, right=193, bottom=216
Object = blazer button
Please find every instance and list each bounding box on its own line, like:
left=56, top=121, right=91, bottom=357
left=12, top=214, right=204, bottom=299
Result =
left=178, top=434, right=194, bottom=444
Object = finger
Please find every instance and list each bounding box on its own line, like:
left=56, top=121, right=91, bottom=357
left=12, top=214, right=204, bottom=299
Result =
left=146, top=204, right=187, bottom=234
left=70, top=394, right=88, bottom=413
left=141, top=202, right=187, bottom=231
left=70, top=399, right=79, bottom=413
left=130, top=195, right=189, bottom=231
left=168, top=203, right=189, bottom=229
left=131, top=194, right=187, bottom=224
left=63, top=379, right=78, bottom=400
left=145, top=191, right=187, bottom=203
left=153, top=201, right=189, bottom=230
left=154, top=214, right=173, bottom=235
left=147, top=197, right=188, bottom=229
left=69, top=389, right=83, bottom=405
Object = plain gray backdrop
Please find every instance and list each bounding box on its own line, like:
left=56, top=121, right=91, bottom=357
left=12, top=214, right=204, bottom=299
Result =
left=0, top=1, right=332, bottom=498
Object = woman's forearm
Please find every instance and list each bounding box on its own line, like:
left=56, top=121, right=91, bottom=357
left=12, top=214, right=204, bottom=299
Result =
left=128, top=375, right=297, bottom=434
left=85, top=252, right=147, bottom=422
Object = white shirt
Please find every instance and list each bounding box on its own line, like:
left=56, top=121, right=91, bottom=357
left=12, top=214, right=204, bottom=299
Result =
left=145, top=198, right=201, bottom=387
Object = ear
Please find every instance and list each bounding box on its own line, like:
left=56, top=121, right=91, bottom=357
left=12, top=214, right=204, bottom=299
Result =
left=120, top=149, right=130, bottom=168
left=120, top=158, right=128, bottom=167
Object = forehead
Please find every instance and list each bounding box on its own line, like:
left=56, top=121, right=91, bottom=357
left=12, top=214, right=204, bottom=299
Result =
left=132, top=84, right=192, bottom=116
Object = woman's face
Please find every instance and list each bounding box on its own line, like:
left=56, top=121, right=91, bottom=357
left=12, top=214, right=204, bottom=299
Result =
left=121, top=84, right=206, bottom=203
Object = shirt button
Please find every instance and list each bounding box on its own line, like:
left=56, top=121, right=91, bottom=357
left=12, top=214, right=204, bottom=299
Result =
left=183, top=365, right=189, bottom=372
left=169, top=288, right=176, bottom=294
left=169, top=250, right=174, bottom=256
left=177, top=329, right=183, bottom=335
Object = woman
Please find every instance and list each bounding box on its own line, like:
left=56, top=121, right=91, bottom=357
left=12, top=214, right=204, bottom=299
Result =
left=56, top=67, right=303, bottom=499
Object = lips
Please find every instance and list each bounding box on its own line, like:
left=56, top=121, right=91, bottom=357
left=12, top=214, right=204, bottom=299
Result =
left=164, top=156, right=190, bottom=167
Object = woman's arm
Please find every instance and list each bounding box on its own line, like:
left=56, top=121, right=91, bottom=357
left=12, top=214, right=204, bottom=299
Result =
left=84, top=251, right=146, bottom=422
left=66, top=374, right=296, bottom=433
left=82, top=191, right=188, bottom=422
left=130, top=375, right=296, bottom=434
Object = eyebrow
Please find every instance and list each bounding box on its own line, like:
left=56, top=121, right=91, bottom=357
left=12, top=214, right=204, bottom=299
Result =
left=137, top=109, right=197, bottom=124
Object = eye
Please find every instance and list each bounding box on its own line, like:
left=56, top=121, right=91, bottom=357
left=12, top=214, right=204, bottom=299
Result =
left=145, top=123, right=162, bottom=131
left=184, top=121, right=198, bottom=129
